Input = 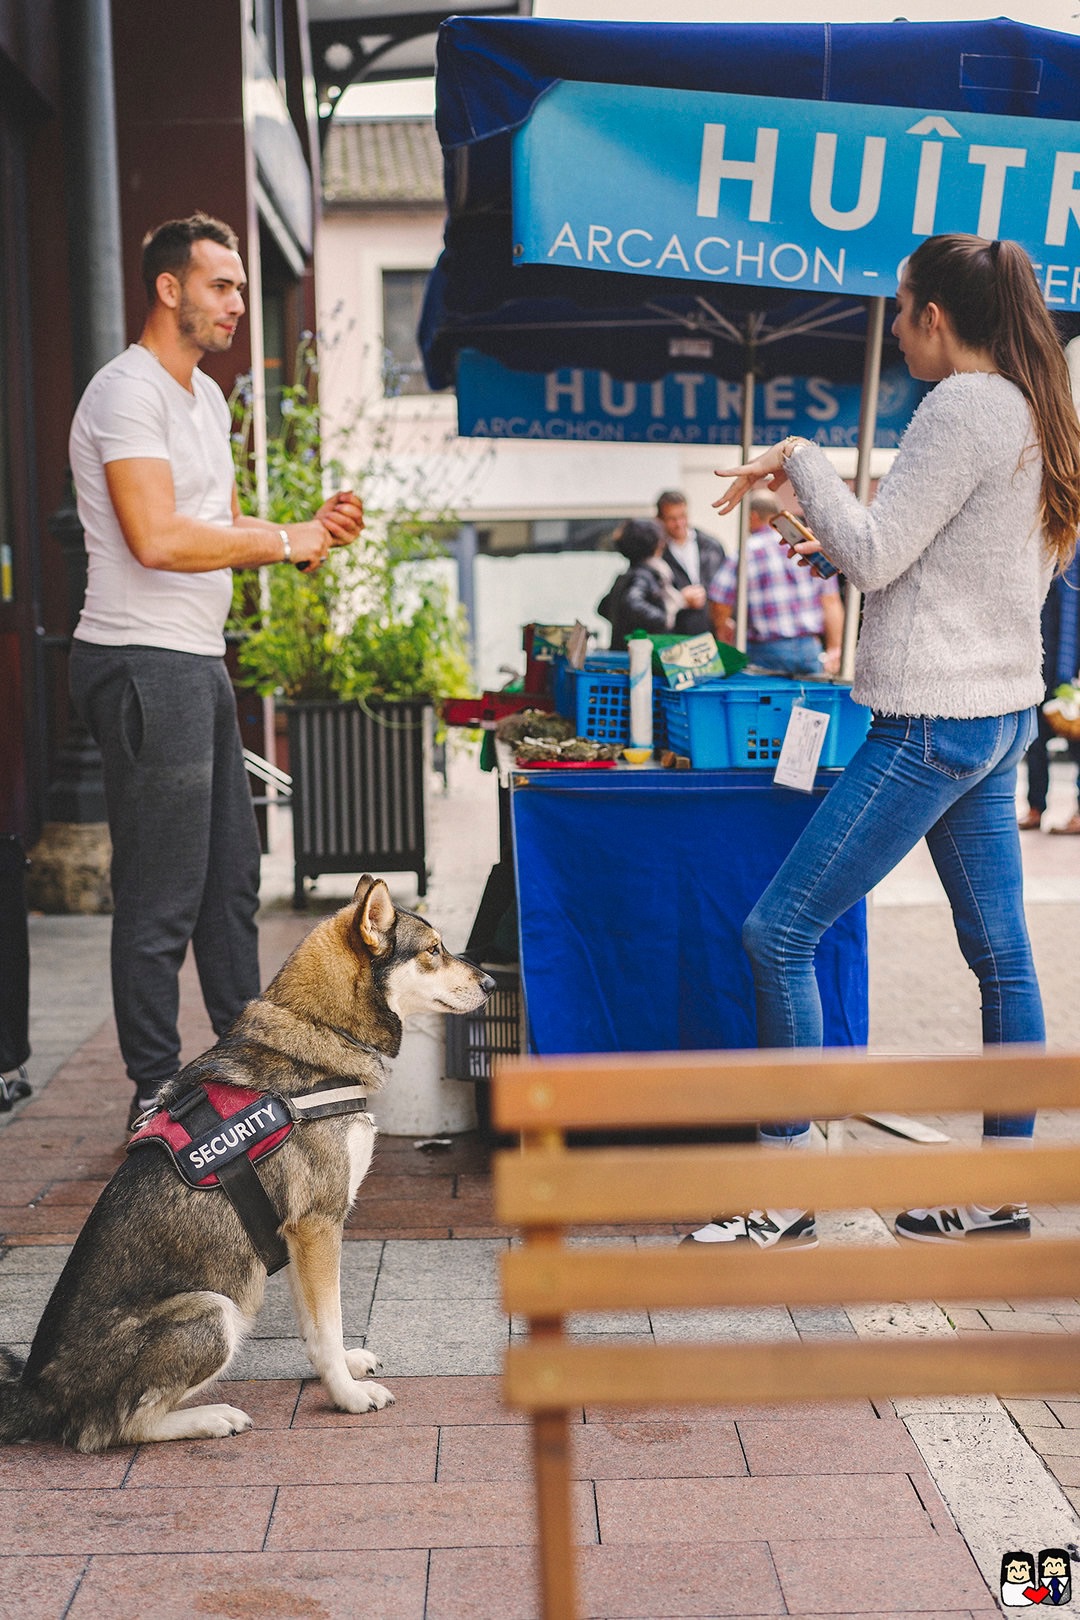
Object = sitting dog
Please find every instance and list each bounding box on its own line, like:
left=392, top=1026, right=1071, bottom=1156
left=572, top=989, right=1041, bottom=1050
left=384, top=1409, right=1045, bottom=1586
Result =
left=0, top=877, right=493, bottom=1451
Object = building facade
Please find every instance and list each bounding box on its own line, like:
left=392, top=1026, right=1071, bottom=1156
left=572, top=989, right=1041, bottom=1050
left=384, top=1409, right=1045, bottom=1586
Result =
left=1, top=0, right=320, bottom=861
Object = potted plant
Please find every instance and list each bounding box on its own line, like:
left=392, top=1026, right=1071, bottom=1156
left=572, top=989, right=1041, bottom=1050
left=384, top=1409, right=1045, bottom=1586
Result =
left=230, top=345, right=473, bottom=908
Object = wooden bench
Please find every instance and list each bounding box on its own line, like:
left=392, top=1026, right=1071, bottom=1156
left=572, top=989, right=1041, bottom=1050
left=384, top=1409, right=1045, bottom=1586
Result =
left=493, top=1045, right=1080, bottom=1620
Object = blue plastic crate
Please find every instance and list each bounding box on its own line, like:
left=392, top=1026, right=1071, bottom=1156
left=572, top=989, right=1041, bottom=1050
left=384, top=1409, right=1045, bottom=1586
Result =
left=660, top=676, right=869, bottom=769
left=552, top=651, right=627, bottom=720
left=568, top=665, right=669, bottom=747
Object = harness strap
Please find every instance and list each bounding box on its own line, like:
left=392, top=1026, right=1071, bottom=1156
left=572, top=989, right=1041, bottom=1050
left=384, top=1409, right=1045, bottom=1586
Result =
left=171, top=1087, right=289, bottom=1274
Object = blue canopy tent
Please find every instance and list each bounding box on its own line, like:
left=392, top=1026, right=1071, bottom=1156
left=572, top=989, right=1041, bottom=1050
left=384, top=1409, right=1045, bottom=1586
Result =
left=421, top=14, right=1080, bottom=658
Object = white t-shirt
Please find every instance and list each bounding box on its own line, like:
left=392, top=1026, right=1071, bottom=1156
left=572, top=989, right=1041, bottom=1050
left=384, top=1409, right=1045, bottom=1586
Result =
left=70, top=344, right=235, bottom=655
left=666, top=531, right=701, bottom=584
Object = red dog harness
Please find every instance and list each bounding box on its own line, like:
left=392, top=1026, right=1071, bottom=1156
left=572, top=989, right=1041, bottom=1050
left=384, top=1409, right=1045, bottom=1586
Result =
left=128, top=1078, right=370, bottom=1273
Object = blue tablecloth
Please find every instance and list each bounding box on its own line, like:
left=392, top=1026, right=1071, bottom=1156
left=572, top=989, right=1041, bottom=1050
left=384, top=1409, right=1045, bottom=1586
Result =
left=510, top=766, right=867, bottom=1055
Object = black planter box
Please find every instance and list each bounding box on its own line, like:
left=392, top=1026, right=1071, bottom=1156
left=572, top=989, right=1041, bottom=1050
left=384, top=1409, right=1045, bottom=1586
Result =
left=285, top=698, right=430, bottom=909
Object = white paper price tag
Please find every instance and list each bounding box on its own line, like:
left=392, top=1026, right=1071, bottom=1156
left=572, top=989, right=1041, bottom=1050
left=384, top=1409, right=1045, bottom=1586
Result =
left=773, top=703, right=829, bottom=792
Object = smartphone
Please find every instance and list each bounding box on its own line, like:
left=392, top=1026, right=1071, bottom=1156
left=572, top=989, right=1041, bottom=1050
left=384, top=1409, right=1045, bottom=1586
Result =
left=769, top=510, right=839, bottom=578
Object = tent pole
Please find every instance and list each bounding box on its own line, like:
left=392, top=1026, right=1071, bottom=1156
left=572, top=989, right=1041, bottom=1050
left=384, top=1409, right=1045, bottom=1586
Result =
left=733, top=365, right=755, bottom=652
left=841, top=296, right=886, bottom=680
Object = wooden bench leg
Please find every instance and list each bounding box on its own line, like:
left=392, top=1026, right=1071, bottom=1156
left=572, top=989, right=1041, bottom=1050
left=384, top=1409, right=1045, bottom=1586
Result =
left=532, top=1409, right=579, bottom=1620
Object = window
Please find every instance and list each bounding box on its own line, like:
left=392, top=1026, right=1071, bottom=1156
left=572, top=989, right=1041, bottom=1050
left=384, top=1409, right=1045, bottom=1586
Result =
left=381, top=270, right=430, bottom=397
left=250, top=0, right=285, bottom=85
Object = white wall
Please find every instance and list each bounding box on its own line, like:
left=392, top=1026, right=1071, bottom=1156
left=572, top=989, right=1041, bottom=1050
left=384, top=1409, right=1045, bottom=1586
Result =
left=473, top=551, right=620, bottom=690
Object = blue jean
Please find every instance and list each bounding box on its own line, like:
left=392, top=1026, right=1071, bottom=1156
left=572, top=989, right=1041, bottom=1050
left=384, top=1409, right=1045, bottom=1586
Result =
left=742, top=709, right=1042, bottom=1141
left=749, top=635, right=823, bottom=675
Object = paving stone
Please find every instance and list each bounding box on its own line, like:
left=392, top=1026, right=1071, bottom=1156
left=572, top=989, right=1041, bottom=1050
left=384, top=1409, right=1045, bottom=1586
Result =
left=266, top=1479, right=595, bottom=1550
left=979, top=1309, right=1068, bottom=1333
left=0, top=1554, right=87, bottom=1620
left=437, top=1416, right=746, bottom=1483
left=736, top=1416, right=924, bottom=1476
left=596, top=1474, right=932, bottom=1544
left=770, top=1535, right=996, bottom=1613
left=904, top=1412, right=1080, bottom=1596
left=225, top=1339, right=321, bottom=1381
left=1017, top=1425, right=1080, bottom=1456
left=0, top=1445, right=131, bottom=1491
left=943, top=1308, right=992, bottom=1331
left=212, top=1379, right=302, bottom=1430
left=791, top=1305, right=857, bottom=1337
left=1048, top=1400, right=1080, bottom=1426
left=427, top=1542, right=784, bottom=1620
left=373, top=1239, right=507, bottom=1298
left=2, top=1487, right=274, bottom=1555
left=649, top=1304, right=797, bottom=1341
left=293, top=1373, right=530, bottom=1429
left=124, top=1424, right=437, bottom=1488
left=66, top=1550, right=428, bottom=1620
left=1001, top=1398, right=1062, bottom=1429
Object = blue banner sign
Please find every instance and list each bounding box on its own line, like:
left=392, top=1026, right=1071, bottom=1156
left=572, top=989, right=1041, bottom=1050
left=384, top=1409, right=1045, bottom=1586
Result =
left=457, top=349, right=926, bottom=447
left=513, top=81, right=1080, bottom=303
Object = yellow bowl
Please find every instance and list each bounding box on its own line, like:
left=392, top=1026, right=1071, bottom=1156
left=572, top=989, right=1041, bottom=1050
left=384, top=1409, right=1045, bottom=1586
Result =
left=622, top=747, right=652, bottom=764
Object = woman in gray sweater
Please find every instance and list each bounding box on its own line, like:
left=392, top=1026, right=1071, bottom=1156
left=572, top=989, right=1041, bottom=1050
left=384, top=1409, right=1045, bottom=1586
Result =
left=695, top=234, right=1080, bottom=1252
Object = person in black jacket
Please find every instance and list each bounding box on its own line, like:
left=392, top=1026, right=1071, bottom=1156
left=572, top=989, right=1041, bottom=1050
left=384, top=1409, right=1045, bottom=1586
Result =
left=599, top=520, right=688, bottom=651
left=656, top=489, right=726, bottom=634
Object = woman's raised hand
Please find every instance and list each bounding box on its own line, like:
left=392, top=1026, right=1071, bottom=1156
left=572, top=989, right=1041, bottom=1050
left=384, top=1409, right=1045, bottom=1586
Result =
left=712, top=443, right=790, bottom=516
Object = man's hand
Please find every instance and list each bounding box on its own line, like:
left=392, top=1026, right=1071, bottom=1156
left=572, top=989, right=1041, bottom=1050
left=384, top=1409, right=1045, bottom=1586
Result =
left=681, top=584, right=707, bottom=610
left=316, top=490, right=364, bottom=549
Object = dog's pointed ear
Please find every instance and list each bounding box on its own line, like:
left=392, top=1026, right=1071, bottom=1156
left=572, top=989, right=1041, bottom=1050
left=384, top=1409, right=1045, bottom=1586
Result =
left=356, top=878, right=395, bottom=956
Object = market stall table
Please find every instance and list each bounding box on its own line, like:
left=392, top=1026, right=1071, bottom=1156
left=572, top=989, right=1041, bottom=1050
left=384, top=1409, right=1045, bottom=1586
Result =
left=509, top=761, right=867, bottom=1055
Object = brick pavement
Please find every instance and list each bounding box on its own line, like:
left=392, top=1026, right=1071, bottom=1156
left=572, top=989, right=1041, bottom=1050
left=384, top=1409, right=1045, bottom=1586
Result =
left=2, top=749, right=1080, bottom=1617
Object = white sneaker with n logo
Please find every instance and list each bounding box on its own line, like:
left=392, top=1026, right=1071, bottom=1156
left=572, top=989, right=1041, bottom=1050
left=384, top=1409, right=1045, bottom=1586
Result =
left=894, top=1203, right=1030, bottom=1242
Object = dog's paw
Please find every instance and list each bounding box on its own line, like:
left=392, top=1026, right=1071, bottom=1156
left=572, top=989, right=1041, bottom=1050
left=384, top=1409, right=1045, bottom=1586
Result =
left=333, top=1379, right=394, bottom=1413
left=344, top=1345, right=382, bottom=1378
left=186, top=1403, right=254, bottom=1438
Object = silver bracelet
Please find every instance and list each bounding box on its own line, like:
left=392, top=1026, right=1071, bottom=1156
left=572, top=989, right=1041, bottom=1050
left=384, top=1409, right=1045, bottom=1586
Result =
left=279, top=528, right=291, bottom=562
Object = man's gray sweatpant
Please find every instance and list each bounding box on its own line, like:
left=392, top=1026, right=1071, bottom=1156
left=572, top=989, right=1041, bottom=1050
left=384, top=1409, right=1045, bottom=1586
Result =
left=70, top=640, right=262, bottom=1092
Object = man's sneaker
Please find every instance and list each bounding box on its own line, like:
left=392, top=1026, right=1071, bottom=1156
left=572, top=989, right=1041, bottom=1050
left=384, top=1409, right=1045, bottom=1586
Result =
left=894, top=1203, right=1030, bottom=1242
left=680, top=1209, right=818, bottom=1249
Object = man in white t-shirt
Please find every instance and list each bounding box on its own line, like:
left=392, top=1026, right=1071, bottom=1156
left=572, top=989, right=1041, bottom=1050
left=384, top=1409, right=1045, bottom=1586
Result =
left=655, top=489, right=726, bottom=636
left=68, top=212, right=364, bottom=1130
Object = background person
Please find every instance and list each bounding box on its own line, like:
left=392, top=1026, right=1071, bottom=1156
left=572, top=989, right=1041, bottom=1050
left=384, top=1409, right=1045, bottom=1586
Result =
left=692, top=233, right=1080, bottom=1252
left=1019, top=554, right=1080, bottom=834
left=599, top=520, right=686, bottom=651
left=655, top=488, right=725, bottom=635
left=708, top=490, right=843, bottom=675
left=68, top=212, right=364, bottom=1131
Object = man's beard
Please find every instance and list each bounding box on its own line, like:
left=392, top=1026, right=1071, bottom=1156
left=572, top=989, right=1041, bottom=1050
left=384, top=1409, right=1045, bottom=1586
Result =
left=178, top=290, right=233, bottom=353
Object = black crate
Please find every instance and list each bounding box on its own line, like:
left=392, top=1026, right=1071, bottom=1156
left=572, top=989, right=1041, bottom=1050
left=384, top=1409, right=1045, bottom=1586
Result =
left=444, top=967, right=521, bottom=1080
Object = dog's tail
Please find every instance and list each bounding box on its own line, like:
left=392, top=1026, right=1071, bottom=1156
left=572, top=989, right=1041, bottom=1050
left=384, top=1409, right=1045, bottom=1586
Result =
left=0, top=1348, right=44, bottom=1443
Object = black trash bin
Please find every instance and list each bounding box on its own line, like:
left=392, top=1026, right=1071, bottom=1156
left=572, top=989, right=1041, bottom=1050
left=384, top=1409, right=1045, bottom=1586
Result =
left=0, top=836, right=32, bottom=1108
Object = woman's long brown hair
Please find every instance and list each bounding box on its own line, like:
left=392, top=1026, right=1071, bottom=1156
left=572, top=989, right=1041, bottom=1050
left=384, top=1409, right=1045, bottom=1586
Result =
left=906, top=233, right=1080, bottom=568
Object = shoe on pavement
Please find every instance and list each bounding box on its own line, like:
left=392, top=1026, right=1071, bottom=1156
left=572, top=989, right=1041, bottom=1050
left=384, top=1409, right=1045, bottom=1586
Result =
left=680, top=1209, right=818, bottom=1249
left=1049, top=813, right=1080, bottom=836
left=1017, top=808, right=1043, bottom=830
left=894, top=1203, right=1030, bottom=1242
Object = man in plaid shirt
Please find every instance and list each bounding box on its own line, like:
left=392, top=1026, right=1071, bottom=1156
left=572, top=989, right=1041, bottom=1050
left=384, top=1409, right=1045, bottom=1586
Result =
left=708, top=492, right=842, bottom=675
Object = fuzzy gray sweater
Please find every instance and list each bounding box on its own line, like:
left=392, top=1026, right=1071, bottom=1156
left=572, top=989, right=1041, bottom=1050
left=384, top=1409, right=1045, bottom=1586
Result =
left=787, top=371, right=1052, bottom=718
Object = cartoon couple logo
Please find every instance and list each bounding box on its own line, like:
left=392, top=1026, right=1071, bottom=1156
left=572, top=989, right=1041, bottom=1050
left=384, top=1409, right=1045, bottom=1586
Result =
left=1001, top=1550, right=1073, bottom=1606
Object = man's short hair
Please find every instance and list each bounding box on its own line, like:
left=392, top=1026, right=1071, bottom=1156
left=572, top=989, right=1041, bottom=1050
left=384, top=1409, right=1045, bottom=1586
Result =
left=656, top=490, right=687, bottom=515
left=749, top=492, right=781, bottom=518
left=141, top=212, right=239, bottom=305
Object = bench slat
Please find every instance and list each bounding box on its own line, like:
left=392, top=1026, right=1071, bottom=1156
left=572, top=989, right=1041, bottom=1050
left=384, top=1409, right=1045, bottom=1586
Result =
left=504, top=1336, right=1080, bottom=1410
left=493, top=1046, right=1076, bottom=1130
left=502, top=1236, right=1080, bottom=1313
left=495, top=1143, right=1080, bottom=1225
